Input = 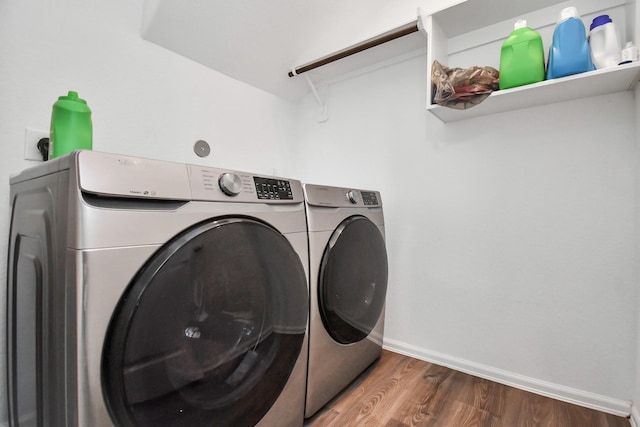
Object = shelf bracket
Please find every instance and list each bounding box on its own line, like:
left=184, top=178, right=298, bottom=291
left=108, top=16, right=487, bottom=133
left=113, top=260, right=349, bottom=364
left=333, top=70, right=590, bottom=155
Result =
left=303, top=73, right=328, bottom=123
left=416, top=8, right=428, bottom=38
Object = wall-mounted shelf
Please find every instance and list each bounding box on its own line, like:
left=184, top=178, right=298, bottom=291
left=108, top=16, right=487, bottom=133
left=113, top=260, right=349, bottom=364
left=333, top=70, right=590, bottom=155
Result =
left=429, top=62, right=640, bottom=122
left=424, top=0, right=639, bottom=122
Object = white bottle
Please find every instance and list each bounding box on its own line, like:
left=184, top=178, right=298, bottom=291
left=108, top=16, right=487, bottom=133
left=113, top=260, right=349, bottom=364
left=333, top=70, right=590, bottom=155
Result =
left=589, top=15, right=621, bottom=69
left=620, top=41, right=639, bottom=64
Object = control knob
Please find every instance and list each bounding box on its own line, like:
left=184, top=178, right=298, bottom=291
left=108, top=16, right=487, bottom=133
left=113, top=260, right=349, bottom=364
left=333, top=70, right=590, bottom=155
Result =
left=218, top=173, right=243, bottom=196
left=347, top=190, right=359, bottom=204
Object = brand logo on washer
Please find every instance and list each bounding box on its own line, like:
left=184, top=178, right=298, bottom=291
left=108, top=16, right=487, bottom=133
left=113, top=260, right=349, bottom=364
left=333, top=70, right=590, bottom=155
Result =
left=129, top=189, right=157, bottom=196
left=117, top=158, right=151, bottom=168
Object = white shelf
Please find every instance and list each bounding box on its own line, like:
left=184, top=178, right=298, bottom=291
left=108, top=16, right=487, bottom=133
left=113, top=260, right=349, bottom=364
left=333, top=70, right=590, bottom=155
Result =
left=428, top=62, right=640, bottom=122
left=424, top=0, right=639, bottom=122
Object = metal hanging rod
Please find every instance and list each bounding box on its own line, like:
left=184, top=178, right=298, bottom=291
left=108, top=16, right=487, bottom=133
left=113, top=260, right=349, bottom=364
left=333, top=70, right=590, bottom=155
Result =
left=288, top=20, right=420, bottom=78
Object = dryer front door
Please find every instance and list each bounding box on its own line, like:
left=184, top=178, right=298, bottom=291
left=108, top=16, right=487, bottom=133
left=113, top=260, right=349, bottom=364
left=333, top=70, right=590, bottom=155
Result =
left=102, top=217, right=308, bottom=427
left=318, top=215, right=388, bottom=344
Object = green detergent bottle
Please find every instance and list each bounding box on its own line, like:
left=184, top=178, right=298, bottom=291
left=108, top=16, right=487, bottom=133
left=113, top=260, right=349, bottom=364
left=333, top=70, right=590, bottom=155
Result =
left=49, top=91, right=92, bottom=159
left=499, top=19, right=545, bottom=90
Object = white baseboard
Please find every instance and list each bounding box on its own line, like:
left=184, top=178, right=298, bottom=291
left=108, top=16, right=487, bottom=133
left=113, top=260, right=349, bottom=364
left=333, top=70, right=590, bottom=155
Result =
left=383, top=338, right=632, bottom=418
left=631, top=405, right=640, bottom=427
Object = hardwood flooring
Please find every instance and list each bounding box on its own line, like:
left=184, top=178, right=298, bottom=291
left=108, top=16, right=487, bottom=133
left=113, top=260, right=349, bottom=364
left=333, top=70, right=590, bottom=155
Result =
left=304, top=350, right=630, bottom=427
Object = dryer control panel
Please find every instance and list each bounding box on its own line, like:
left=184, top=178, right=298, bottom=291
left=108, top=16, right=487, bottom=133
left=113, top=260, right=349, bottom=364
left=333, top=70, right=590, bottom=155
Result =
left=304, top=184, right=382, bottom=208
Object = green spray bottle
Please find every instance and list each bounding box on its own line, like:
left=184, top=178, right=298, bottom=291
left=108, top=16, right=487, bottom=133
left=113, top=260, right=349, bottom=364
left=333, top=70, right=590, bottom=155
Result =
left=49, top=91, right=92, bottom=159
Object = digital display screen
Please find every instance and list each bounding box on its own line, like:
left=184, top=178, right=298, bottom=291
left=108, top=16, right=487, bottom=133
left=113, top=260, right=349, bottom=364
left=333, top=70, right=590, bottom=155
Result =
left=254, top=177, right=293, bottom=200
left=361, top=191, right=379, bottom=206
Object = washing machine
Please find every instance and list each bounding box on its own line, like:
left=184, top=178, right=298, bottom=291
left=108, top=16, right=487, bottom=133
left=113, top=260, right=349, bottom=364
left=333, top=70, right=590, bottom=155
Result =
left=6, top=150, right=310, bottom=427
left=303, top=184, right=388, bottom=418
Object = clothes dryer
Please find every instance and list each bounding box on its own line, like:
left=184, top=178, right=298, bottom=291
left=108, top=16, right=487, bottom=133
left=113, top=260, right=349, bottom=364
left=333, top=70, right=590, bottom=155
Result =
left=6, top=150, right=309, bottom=427
left=303, top=184, right=388, bottom=418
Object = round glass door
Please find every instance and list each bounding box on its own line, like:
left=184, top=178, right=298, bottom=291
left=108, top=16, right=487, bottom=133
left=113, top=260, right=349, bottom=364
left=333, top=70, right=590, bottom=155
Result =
left=318, top=215, right=388, bottom=345
left=102, top=217, right=308, bottom=427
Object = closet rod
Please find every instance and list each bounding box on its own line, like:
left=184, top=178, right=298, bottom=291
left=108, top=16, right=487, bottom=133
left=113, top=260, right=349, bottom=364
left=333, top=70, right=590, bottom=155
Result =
left=288, top=20, right=419, bottom=77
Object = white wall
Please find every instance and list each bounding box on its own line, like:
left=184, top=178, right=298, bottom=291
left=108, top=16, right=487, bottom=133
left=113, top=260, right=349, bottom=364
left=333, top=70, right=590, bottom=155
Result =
left=0, top=0, right=297, bottom=424
left=291, top=52, right=637, bottom=413
left=0, top=1, right=298, bottom=173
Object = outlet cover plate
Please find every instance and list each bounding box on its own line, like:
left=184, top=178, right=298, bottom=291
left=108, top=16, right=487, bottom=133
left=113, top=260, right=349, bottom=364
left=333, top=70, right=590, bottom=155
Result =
left=24, top=128, right=48, bottom=161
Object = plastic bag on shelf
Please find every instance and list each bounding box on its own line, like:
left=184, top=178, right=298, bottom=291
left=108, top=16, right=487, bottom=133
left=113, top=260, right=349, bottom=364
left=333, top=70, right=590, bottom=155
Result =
left=431, top=60, right=500, bottom=109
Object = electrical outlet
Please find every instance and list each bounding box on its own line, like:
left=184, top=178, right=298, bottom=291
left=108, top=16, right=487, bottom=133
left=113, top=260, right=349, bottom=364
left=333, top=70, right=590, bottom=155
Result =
left=24, top=128, right=48, bottom=161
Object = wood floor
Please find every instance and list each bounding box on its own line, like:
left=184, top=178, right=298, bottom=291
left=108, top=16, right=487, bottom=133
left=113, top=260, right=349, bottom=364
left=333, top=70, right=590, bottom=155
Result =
left=304, top=350, right=630, bottom=427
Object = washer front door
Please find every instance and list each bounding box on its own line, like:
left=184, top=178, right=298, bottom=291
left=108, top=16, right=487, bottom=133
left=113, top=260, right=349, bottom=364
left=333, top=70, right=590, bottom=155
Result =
left=318, top=215, right=388, bottom=345
left=102, top=217, right=308, bottom=427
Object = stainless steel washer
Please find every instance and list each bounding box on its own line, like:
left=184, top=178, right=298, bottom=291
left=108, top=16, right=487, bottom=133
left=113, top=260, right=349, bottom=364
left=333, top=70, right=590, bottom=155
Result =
left=303, top=184, right=388, bottom=418
left=7, top=150, right=309, bottom=427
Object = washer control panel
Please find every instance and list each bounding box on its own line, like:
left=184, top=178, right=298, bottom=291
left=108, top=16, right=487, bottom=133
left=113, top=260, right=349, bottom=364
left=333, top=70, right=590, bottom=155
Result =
left=189, top=165, right=302, bottom=203
left=74, top=151, right=303, bottom=203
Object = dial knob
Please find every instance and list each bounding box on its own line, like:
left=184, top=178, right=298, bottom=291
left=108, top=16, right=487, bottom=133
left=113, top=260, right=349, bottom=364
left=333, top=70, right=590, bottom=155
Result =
left=218, top=173, right=243, bottom=196
left=347, top=190, right=359, bottom=204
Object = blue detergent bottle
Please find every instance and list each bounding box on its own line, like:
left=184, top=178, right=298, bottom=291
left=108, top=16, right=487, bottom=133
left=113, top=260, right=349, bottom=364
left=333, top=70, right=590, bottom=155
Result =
left=547, top=7, right=595, bottom=79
